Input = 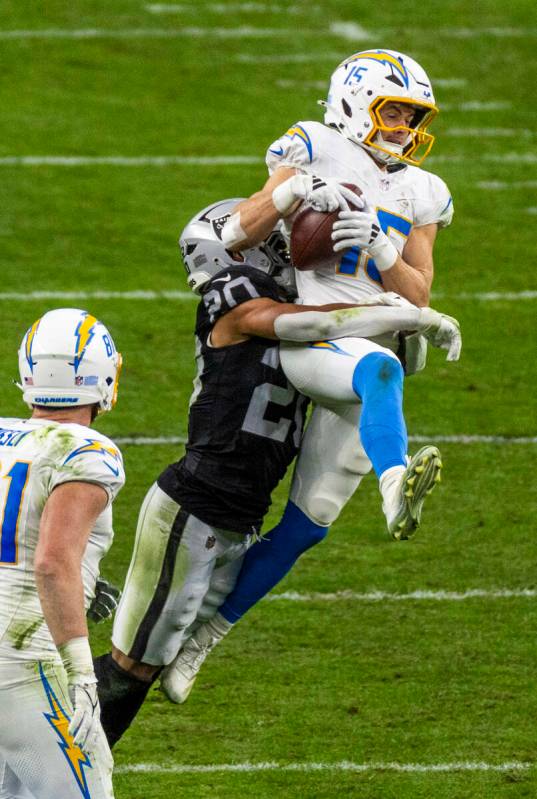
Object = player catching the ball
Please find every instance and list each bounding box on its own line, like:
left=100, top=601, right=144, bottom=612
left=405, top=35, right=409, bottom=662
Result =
left=160, top=49, right=458, bottom=702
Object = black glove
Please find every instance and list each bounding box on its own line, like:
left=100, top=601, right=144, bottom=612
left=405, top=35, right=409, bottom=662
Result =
left=87, top=578, right=121, bottom=623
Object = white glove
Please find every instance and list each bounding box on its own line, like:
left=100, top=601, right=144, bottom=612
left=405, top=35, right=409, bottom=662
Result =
left=68, top=680, right=100, bottom=751
left=272, top=174, right=364, bottom=216
left=332, top=205, right=398, bottom=271
left=59, top=637, right=101, bottom=752
left=417, top=308, right=462, bottom=361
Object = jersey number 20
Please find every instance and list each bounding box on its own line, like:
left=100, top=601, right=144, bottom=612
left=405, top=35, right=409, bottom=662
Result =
left=0, top=461, right=31, bottom=564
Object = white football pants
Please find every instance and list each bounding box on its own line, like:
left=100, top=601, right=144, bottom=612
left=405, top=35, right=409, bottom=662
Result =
left=0, top=655, right=114, bottom=799
left=112, top=483, right=251, bottom=666
left=281, top=336, right=400, bottom=526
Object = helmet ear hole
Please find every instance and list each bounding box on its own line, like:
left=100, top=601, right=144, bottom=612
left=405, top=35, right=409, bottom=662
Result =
left=341, top=98, right=353, bottom=117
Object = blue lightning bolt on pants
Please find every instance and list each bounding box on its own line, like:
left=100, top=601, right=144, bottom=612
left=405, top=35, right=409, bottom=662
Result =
left=0, top=655, right=114, bottom=799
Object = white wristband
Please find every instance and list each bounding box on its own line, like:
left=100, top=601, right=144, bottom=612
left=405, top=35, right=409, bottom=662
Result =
left=221, top=212, right=247, bottom=249
left=272, top=178, right=300, bottom=217
left=58, top=636, right=95, bottom=682
left=371, top=237, right=399, bottom=272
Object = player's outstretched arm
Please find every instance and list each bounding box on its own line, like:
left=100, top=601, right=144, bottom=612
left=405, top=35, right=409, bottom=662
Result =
left=211, top=294, right=461, bottom=361
left=275, top=302, right=461, bottom=361
left=35, top=481, right=109, bottom=751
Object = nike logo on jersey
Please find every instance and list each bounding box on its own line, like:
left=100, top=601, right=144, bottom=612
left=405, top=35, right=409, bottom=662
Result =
left=269, top=146, right=284, bottom=156
left=211, top=274, right=232, bottom=284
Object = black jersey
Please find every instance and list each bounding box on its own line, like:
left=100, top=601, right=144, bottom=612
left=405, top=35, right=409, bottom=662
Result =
left=158, top=266, right=308, bottom=535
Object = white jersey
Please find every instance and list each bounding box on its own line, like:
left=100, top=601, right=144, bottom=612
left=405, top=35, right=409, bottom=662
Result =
left=0, top=418, right=124, bottom=663
left=266, top=120, right=453, bottom=304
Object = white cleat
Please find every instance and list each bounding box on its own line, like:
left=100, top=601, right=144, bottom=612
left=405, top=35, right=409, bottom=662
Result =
left=383, top=445, right=443, bottom=541
left=160, top=624, right=220, bottom=704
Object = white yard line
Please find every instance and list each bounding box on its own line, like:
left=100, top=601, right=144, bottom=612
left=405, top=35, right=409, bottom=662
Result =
left=268, top=588, right=537, bottom=603
left=409, top=434, right=537, bottom=444
left=0, top=26, right=320, bottom=39
left=0, top=290, right=535, bottom=304
left=430, top=153, right=537, bottom=163
left=477, top=181, right=537, bottom=190
left=110, top=434, right=537, bottom=447
left=0, top=24, right=371, bottom=40
left=115, top=436, right=187, bottom=445
left=327, top=22, right=371, bottom=40
left=439, top=27, right=537, bottom=37
left=434, top=290, right=537, bottom=301
left=328, top=24, right=536, bottom=40
left=235, top=52, right=344, bottom=63
left=446, top=128, right=532, bottom=137
left=526, top=207, right=537, bottom=215
left=0, top=155, right=262, bottom=166
left=1, top=24, right=533, bottom=40
left=115, top=759, right=531, bottom=774
left=434, top=78, right=468, bottom=88
left=145, top=3, right=321, bottom=13
left=1, top=152, right=535, bottom=167
left=442, top=101, right=511, bottom=111
left=276, top=79, right=327, bottom=90
left=0, top=290, right=194, bottom=300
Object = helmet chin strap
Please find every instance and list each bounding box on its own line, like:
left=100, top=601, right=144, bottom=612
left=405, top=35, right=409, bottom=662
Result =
left=365, top=133, right=405, bottom=166
left=376, top=133, right=404, bottom=156
left=319, top=99, right=406, bottom=167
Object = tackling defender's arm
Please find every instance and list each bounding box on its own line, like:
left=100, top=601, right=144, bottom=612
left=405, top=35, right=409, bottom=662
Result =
left=210, top=295, right=461, bottom=360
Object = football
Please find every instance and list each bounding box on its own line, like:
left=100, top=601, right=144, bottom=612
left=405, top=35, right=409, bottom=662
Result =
left=290, top=183, right=363, bottom=271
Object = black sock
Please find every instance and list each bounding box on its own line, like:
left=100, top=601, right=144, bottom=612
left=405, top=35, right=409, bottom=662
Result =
left=94, top=652, right=156, bottom=747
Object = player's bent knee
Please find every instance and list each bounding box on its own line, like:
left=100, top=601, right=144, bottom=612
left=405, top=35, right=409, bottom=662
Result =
left=301, top=495, right=341, bottom=527
left=294, top=486, right=357, bottom=527
left=352, top=351, right=403, bottom=400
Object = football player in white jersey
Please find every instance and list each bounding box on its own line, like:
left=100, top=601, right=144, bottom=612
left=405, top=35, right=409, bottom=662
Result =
left=0, top=308, right=124, bottom=799
left=161, top=50, right=459, bottom=702
left=92, top=200, right=459, bottom=746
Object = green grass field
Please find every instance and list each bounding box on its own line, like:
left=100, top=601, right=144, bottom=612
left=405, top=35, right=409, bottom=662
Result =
left=1, top=1, right=536, bottom=796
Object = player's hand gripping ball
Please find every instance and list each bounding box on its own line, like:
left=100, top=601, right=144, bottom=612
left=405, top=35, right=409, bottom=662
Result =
left=290, top=183, right=363, bottom=271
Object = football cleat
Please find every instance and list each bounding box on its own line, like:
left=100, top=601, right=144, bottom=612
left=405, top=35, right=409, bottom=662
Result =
left=383, top=445, right=442, bottom=540
left=160, top=623, right=220, bottom=704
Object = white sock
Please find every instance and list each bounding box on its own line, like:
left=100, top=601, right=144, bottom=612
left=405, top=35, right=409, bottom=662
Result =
left=379, top=464, right=406, bottom=504
left=203, top=612, right=233, bottom=642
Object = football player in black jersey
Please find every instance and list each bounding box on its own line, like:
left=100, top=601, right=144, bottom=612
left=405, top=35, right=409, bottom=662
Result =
left=94, top=199, right=460, bottom=746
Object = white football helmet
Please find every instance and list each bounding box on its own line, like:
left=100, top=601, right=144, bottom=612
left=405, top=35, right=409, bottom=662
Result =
left=321, top=49, right=438, bottom=167
left=180, top=198, right=296, bottom=299
left=18, top=308, right=122, bottom=412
